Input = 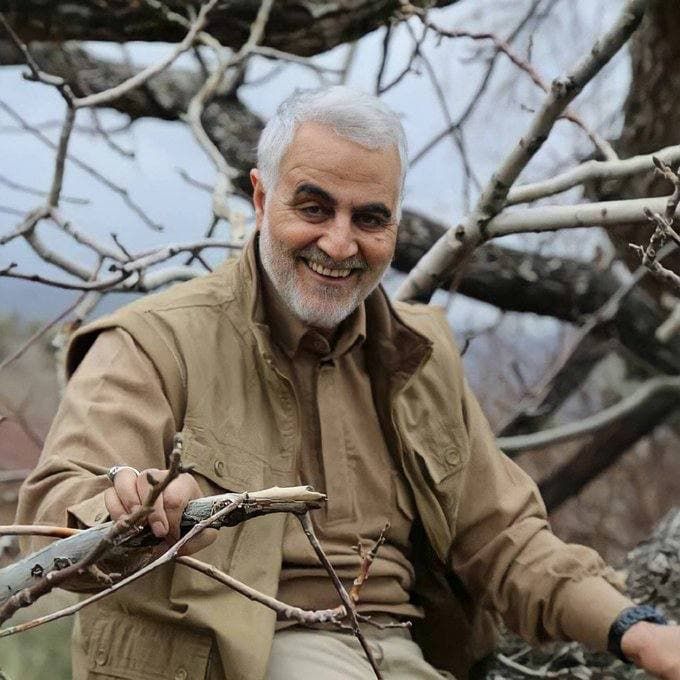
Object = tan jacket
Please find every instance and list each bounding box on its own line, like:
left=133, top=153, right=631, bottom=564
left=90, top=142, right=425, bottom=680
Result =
left=17, top=238, right=632, bottom=680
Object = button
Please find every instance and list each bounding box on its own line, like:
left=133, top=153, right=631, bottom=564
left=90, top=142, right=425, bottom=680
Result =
left=174, top=669, right=188, bottom=680
left=213, top=460, right=225, bottom=477
left=95, top=647, right=107, bottom=666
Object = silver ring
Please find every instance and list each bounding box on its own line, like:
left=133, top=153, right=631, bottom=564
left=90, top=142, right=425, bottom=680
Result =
left=106, top=465, right=140, bottom=484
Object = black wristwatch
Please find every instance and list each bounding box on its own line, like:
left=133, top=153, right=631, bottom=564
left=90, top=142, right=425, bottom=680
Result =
left=607, top=604, right=668, bottom=663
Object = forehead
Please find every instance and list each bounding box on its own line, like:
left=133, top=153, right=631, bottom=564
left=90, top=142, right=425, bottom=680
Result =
left=277, top=122, right=401, bottom=205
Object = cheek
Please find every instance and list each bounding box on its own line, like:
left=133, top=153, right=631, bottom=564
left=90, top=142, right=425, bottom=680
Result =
left=362, top=233, right=397, bottom=267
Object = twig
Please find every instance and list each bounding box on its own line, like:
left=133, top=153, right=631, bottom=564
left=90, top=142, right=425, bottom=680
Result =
left=409, top=0, right=615, bottom=165
left=184, top=0, right=274, bottom=222
left=0, top=99, right=163, bottom=231
left=72, top=1, right=218, bottom=109
left=0, top=444, right=186, bottom=626
left=0, top=526, right=82, bottom=539
left=0, top=172, right=88, bottom=205
left=297, top=513, right=383, bottom=679
left=177, top=556, right=346, bottom=625
left=0, top=292, right=86, bottom=376
left=349, top=523, right=389, bottom=604
left=630, top=157, right=680, bottom=293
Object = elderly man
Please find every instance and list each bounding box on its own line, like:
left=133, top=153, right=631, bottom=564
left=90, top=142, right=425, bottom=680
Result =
left=17, top=87, right=680, bottom=680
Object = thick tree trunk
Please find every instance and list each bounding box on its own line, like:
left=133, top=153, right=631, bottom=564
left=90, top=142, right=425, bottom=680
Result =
left=0, top=0, right=456, bottom=57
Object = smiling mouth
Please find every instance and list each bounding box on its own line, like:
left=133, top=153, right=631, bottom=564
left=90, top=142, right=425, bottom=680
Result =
left=303, top=259, right=353, bottom=279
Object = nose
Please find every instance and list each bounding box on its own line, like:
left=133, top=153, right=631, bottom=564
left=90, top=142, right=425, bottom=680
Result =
left=316, top=212, right=358, bottom=262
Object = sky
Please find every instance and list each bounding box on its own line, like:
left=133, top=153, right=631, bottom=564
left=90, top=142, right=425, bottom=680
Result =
left=0, top=0, right=633, bottom=407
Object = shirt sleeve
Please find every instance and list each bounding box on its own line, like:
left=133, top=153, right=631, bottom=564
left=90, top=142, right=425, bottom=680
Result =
left=15, top=327, right=176, bottom=551
left=447, top=377, right=633, bottom=652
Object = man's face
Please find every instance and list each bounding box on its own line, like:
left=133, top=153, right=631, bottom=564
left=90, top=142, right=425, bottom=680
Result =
left=252, top=122, right=401, bottom=330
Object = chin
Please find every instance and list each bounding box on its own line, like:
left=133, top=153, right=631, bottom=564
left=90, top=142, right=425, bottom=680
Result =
left=291, top=298, right=355, bottom=329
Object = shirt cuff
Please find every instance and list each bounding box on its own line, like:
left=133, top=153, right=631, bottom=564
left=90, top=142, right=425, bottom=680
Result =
left=558, top=575, right=635, bottom=651
left=67, top=490, right=110, bottom=529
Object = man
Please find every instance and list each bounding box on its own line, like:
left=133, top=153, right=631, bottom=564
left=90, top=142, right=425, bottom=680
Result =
left=16, top=87, right=680, bottom=679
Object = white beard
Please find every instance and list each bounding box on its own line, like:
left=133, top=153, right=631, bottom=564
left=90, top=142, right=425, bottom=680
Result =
left=258, top=221, right=384, bottom=330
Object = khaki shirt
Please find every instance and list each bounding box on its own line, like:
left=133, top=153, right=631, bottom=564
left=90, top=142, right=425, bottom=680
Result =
left=260, top=271, right=421, bottom=618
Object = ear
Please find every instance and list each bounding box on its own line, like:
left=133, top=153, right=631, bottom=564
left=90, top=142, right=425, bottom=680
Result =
left=250, top=168, right=266, bottom=230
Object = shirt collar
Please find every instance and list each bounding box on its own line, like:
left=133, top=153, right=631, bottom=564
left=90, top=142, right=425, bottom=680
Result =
left=258, top=255, right=366, bottom=360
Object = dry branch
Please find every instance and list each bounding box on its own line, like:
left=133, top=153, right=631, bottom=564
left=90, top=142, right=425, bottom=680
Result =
left=498, top=375, right=680, bottom=454
left=177, top=555, right=345, bottom=625
left=0, top=484, right=325, bottom=613
left=397, top=0, right=648, bottom=302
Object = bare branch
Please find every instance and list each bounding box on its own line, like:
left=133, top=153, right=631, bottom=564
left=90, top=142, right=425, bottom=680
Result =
left=397, top=0, right=647, bottom=301
left=508, top=144, right=680, bottom=206
left=0, top=292, right=86, bottom=377
left=0, top=526, right=81, bottom=539
left=72, top=0, right=218, bottom=109
left=177, top=556, right=345, bottom=625
left=498, top=376, right=680, bottom=454
left=408, top=1, right=616, bottom=165
left=0, top=172, right=88, bottom=205
left=0, top=99, right=163, bottom=230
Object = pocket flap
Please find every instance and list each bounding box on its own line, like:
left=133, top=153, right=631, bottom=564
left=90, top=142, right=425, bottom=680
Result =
left=180, top=424, right=264, bottom=492
left=87, top=611, right=211, bottom=680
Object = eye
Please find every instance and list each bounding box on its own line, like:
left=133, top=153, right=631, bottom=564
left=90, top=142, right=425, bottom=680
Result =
left=297, top=204, right=330, bottom=222
left=354, top=213, right=387, bottom=229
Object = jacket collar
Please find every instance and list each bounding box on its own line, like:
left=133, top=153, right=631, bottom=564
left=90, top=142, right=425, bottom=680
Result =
left=232, top=233, right=432, bottom=381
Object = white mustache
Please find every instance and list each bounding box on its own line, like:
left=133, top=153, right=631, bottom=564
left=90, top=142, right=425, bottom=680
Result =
left=297, top=246, right=368, bottom=271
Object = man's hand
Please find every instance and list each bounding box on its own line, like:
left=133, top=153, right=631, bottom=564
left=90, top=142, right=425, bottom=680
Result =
left=104, top=468, right=217, bottom=555
left=621, top=622, right=680, bottom=679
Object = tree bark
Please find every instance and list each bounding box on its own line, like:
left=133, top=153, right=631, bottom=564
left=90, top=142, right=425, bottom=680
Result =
left=595, top=0, right=680, bottom=299
left=0, top=0, right=457, bottom=57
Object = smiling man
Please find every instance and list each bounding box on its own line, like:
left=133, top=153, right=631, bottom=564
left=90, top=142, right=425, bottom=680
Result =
left=255, top=117, right=402, bottom=331
left=17, top=87, right=680, bottom=680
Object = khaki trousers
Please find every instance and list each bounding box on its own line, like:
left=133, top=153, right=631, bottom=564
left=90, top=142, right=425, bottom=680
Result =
left=265, top=624, right=456, bottom=680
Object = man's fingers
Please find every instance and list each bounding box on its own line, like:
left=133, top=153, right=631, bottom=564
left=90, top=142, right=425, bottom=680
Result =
left=104, top=486, right=127, bottom=521
left=162, top=473, right=195, bottom=541
left=111, top=468, right=143, bottom=515
left=136, top=469, right=169, bottom=538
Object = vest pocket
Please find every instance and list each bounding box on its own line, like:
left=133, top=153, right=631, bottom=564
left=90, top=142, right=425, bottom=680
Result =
left=86, top=610, right=212, bottom=680
left=179, top=424, right=265, bottom=492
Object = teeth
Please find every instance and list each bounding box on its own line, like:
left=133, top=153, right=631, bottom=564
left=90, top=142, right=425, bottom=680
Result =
left=307, top=261, right=351, bottom=278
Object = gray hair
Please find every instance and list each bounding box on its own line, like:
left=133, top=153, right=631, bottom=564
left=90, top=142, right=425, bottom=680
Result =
left=257, top=86, right=407, bottom=214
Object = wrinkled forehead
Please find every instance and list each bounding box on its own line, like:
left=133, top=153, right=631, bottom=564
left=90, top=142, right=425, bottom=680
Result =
left=277, top=122, right=402, bottom=204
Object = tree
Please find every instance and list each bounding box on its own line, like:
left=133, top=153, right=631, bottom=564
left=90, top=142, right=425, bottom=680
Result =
left=0, top=0, right=679, bottom=665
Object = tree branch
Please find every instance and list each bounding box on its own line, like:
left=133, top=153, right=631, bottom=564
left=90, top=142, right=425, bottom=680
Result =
left=396, top=0, right=648, bottom=302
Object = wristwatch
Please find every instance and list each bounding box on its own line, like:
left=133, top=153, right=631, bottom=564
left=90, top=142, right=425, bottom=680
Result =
left=607, top=604, right=668, bottom=663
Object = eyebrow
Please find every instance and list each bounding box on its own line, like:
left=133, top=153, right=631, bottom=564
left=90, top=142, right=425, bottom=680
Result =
left=293, top=183, right=392, bottom=220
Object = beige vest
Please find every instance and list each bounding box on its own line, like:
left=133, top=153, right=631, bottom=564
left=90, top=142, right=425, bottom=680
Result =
left=67, top=239, right=498, bottom=680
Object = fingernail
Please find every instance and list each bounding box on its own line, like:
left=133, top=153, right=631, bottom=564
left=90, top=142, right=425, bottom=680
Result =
left=151, top=521, right=166, bottom=537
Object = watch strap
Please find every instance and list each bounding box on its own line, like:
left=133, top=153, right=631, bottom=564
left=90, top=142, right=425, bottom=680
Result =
left=607, top=604, right=668, bottom=663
